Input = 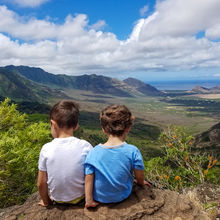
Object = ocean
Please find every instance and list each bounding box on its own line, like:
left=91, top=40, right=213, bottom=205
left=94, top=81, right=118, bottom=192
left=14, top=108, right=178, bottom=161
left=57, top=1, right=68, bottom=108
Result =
left=148, top=80, right=220, bottom=91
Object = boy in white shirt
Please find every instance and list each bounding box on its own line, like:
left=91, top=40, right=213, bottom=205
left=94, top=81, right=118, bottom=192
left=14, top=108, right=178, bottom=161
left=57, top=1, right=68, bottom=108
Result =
left=38, top=100, right=93, bottom=207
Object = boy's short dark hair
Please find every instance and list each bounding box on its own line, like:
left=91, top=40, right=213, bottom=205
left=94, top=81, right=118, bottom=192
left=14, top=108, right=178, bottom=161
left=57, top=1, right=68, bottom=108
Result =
left=50, top=100, right=79, bottom=129
left=100, top=105, right=134, bottom=136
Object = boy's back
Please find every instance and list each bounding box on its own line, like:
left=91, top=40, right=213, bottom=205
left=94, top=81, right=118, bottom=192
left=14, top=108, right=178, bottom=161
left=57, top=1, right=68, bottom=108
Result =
left=39, top=136, right=92, bottom=202
left=85, top=142, right=144, bottom=203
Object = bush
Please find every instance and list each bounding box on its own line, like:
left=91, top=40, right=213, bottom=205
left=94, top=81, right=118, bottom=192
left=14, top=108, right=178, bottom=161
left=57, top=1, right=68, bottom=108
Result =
left=144, top=125, right=218, bottom=191
left=0, top=98, right=51, bottom=207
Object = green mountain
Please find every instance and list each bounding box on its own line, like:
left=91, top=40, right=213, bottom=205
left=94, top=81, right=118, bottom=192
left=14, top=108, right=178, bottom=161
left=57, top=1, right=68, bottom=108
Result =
left=5, top=65, right=131, bottom=97
left=4, top=65, right=162, bottom=97
left=5, top=65, right=74, bottom=88
left=0, top=68, right=68, bottom=102
left=123, top=77, right=163, bottom=96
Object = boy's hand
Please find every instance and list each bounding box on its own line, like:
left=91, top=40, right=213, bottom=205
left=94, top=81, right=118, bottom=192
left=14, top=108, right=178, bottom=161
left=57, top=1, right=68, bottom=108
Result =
left=85, top=199, right=99, bottom=208
left=134, top=179, right=151, bottom=187
left=143, top=180, right=151, bottom=188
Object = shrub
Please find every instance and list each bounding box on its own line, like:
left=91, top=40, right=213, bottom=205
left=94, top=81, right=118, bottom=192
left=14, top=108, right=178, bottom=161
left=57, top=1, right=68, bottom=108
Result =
left=0, top=99, right=51, bottom=207
left=144, top=125, right=218, bottom=191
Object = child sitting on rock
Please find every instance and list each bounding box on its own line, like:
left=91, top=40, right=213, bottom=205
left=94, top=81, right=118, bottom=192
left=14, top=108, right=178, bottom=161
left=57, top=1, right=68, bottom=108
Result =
left=38, top=100, right=93, bottom=206
left=85, top=104, right=148, bottom=208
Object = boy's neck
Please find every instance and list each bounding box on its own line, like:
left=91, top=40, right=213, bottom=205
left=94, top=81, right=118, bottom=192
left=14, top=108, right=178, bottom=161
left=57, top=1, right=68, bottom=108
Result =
left=56, top=129, right=74, bottom=138
left=103, top=134, right=126, bottom=147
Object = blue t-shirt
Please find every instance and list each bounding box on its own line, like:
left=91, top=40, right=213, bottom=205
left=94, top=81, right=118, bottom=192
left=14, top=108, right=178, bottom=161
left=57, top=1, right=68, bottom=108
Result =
left=85, top=142, right=144, bottom=203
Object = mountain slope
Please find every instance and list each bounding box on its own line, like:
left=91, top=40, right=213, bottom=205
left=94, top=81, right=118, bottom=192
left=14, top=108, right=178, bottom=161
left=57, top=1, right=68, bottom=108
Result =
left=189, top=85, right=220, bottom=94
left=123, top=77, right=163, bottom=96
left=190, top=86, right=210, bottom=94
left=5, top=65, right=73, bottom=88
left=194, top=122, right=220, bottom=159
left=4, top=65, right=163, bottom=97
left=0, top=68, right=68, bottom=102
left=5, top=65, right=132, bottom=97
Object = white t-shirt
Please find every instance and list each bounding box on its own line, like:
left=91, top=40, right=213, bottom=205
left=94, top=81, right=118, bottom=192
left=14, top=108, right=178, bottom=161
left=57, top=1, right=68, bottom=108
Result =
left=38, top=136, right=93, bottom=202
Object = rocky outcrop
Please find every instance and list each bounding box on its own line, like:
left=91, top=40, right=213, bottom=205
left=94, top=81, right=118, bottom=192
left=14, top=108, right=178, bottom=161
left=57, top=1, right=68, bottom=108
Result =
left=0, top=185, right=212, bottom=220
left=184, top=184, right=220, bottom=220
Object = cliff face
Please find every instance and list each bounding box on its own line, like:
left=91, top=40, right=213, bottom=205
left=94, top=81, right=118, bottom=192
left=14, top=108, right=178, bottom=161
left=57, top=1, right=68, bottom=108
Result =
left=0, top=185, right=214, bottom=220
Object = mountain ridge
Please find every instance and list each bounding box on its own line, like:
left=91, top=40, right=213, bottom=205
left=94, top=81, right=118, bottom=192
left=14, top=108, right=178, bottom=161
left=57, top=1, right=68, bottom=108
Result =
left=189, top=85, right=220, bottom=94
left=0, top=68, right=68, bottom=102
left=123, top=77, right=163, bottom=96
left=3, top=65, right=162, bottom=98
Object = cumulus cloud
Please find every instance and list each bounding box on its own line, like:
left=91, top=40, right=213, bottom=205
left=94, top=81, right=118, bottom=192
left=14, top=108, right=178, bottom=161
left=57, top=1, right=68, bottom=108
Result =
left=140, top=5, right=149, bottom=17
left=1, top=0, right=220, bottom=76
left=8, top=0, right=49, bottom=7
left=131, top=0, right=220, bottom=40
left=89, top=20, right=106, bottom=30
left=205, top=24, right=220, bottom=39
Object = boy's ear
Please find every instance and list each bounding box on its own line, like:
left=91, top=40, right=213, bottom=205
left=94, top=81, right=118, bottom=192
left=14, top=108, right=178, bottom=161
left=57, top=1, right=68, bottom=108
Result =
left=125, top=126, right=131, bottom=134
left=73, top=123, right=79, bottom=131
left=50, top=119, right=57, bottom=127
left=102, top=127, right=107, bottom=134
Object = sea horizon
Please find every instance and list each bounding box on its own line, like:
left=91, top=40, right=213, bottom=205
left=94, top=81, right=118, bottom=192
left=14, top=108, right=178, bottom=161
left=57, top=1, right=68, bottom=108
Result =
left=147, top=79, right=220, bottom=91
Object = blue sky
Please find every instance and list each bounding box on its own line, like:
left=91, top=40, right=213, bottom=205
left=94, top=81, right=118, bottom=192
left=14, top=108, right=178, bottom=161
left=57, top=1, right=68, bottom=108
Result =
left=1, top=0, right=220, bottom=81
left=5, top=0, right=156, bottom=40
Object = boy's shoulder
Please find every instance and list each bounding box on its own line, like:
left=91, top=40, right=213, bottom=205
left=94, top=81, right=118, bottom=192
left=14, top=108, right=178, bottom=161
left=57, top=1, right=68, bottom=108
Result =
left=41, top=140, right=54, bottom=150
left=77, top=138, right=91, bottom=145
left=41, top=137, right=92, bottom=151
left=123, top=142, right=137, bottom=148
left=74, top=137, right=93, bottom=150
left=90, top=142, right=139, bottom=152
left=122, top=142, right=140, bottom=151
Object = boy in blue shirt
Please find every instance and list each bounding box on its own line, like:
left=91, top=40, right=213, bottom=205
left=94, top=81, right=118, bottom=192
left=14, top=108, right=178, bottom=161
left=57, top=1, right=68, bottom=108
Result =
left=85, top=104, right=147, bottom=208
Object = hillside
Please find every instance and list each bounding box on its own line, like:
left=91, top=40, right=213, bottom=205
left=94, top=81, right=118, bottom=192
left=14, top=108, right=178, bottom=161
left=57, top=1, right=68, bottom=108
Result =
left=124, top=77, right=163, bottom=96
left=0, top=68, right=68, bottom=102
left=189, top=85, right=220, bottom=94
left=4, top=65, right=162, bottom=97
left=5, top=65, right=75, bottom=88
left=194, top=122, right=220, bottom=158
left=190, top=86, right=210, bottom=94
left=4, top=65, right=132, bottom=97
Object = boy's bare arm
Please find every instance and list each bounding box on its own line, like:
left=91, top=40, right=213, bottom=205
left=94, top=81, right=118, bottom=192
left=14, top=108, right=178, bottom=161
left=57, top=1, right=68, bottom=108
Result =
left=37, top=170, right=52, bottom=207
left=85, top=173, right=99, bottom=208
left=134, top=169, right=151, bottom=187
left=134, top=169, right=145, bottom=186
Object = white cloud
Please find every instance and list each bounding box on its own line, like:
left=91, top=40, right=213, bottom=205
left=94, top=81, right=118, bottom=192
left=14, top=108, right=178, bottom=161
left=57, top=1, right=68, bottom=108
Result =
left=140, top=5, right=149, bottom=17
left=89, top=20, right=106, bottom=30
left=8, top=0, right=49, bottom=7
left=206, top=23, right=220, bottom=39
left=132, top=0, right=220, bottom=40
left=1, top=1, right=220, bottom=77
left=213, top=74, right=220, bottom=77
